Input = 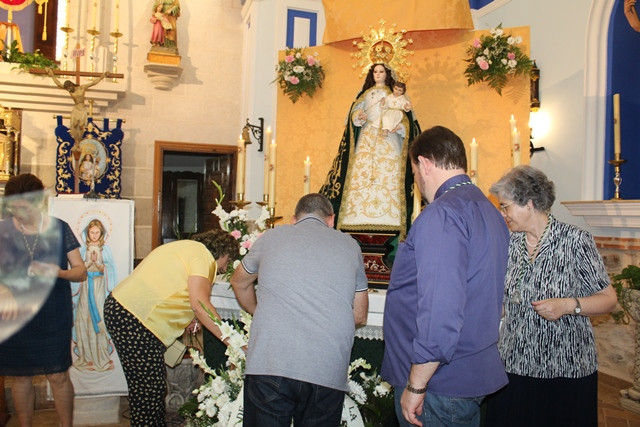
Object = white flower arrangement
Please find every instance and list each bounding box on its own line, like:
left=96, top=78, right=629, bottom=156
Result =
left=342, top=358, right=394, bottom=426
left=275, top=46, right=325, bottom=103
left=181, top=310, right=252, bottom=426
left=211, top=181, right=269, bottom=279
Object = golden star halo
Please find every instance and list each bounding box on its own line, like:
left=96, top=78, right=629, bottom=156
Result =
left=351, top=19, right=414, bottom=83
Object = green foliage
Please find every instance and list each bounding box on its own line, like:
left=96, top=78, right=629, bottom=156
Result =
left=463, top=24, right=533, bottom=95
left=274, top=47, right=325, bottom=103
left=611, top=265, right=640, bottom=323
left=1, top=40, right=58, bottom=71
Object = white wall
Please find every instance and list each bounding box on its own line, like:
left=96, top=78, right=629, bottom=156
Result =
left=477, top=0, right=639, bottom=239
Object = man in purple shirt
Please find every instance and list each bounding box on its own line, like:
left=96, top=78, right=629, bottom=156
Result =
left=381, top=126, right=509, bottom=426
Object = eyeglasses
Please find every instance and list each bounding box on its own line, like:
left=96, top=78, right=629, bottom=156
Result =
left=499, top=202, right=515, bottom=213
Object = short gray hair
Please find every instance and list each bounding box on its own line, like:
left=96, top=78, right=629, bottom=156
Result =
left=294, top=193, right=334, bottom=219
left=489, top=165, right=555, bottom=211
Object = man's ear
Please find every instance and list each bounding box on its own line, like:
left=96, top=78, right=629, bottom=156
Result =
left=417, top=156, right=431, bottom=176
left=291, top=215, right=298, bottom=224
left=325, top=214, right=335, bottom=228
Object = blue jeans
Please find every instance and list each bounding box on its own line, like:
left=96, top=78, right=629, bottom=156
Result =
left=394, top=388, right=483, bottom=427
left=243, top=374, right=345, bottom=426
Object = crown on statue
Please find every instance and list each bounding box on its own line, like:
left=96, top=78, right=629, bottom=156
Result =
left=351, top=19, right=414, bottom=83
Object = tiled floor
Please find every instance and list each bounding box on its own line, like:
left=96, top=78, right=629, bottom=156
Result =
left=2, top=372, right=640, bottom=426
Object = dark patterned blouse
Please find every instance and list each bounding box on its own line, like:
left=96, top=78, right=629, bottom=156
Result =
left=499, top=214, right=610, bottom=378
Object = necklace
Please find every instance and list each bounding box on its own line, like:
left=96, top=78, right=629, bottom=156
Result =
left=18, top=215, right=43, bottom=277
left=442, top=181, right=473, bottom=195
left=524, top=236, right=536, bottom=247
left=510, top=215, right=551, bottom=304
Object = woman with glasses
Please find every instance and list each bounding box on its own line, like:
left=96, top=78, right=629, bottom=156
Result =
left=0, top=173, right=87, bottom=427
left=485, top=165, right=616, bottom=427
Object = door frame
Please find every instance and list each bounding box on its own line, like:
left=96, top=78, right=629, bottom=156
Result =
left=152, top=141, right=237, bottom=250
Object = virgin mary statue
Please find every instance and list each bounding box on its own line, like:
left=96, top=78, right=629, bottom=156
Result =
left=320, top=62, right=420, bottom=239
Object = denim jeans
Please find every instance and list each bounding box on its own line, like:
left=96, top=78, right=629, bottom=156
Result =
left=394, top=388, right=484, bottom=427
left=243, top=374, right=345, bottom=427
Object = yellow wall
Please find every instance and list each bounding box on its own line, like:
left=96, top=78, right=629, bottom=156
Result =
left=275, top=27, right=531, bottom=221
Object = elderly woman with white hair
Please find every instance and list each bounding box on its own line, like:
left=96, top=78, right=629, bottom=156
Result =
left=485, top=165, right=617, bottom=427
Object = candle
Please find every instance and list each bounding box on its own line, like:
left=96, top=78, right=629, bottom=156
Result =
left=65, top=0, right=71, bottom=27
left=263, top=127, right=272, bottom=196
left=265, top=126, right=272, bottom=151
left=512, top=128, right=521, bottom=167
left=268, top=140, right=277, bottom=209
left=303, top=156, right=311, bottom=195
left=412, top=182, right=422, bottom=223
left=613, top=93, right=621, bottom=156
left=92, top=0, right=98, bottom=30
left=470, top=137, right=478, bottom=185
left=509, top=114, right=516, bottom=133
left=114, top=0, right=119, bottom=31
left=236, top=135, right=245, bottom=196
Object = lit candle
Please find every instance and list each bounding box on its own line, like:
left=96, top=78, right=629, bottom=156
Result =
left=92, top=0, right=98, bottom=30
left=613, top=93, right=621, bottom=156
left=265, top=126, right=272, bottom=151
left=412, top=182, right=422, bottom=223
left=268, top=140, right=277, bottom=209
left=236, top=136, right=245, bottom=196
left=114, top=0, right=119, bottom=32
left=512, top=128, right=521, bottom=167
left=509, top=114, right=516, bottom=133
left=65, top=0, right=71, bottom=27
left=303, top=156, right=311, bottom=195
left=470, top=137, right=478, bottom=185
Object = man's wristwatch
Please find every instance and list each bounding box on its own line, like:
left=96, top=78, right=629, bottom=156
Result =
left=406, top=382, right=427, bottom=394
left=574, top=298, right=582, bottom=315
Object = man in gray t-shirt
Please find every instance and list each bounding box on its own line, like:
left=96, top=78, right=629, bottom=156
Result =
left=231, top=193, right=369, bottom=426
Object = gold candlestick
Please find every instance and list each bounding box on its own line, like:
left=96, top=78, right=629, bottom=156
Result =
left=266, top=207, right=283, bottom=229
left=608, top=154, right=627, bottom=201
left=110, top=31, right=123, bottom=80
left=87, top=29, right=100, bottom=74
left=60, top=26, right=74, bottom=71
left=230, top=193, right=251, bottom=210
left=256, top=194, right=269, bottom=208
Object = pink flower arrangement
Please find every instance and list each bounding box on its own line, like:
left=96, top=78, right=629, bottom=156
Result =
left=275, top=47, right=325, bottom=103
left=230, top=229, right=242, bottom=239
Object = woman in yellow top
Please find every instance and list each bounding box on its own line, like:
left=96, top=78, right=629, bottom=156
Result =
left=104, top=229, right=239, bottom=426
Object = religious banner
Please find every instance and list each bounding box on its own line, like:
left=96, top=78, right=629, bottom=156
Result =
left=48, top=197, right=133, bottom=397
left=54, top=117, right=124, bottom=198
left=321, top=0, right=473, bottom=44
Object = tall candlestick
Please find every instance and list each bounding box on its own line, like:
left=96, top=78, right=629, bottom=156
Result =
left=470, top=137, right=478, bottom=185
left=263, top=149, right=270, bottom=196
left=613, top=93, right=621, bottom=156
left=114, top=0, right=119, bottom=31
left=268, top=140, right=277, bottom=209
left=92, top=0, right=98, bottom=30
left=303, top=156, right=311, bottom=195
left=512, top=128, right=521, bottom=167
left=236, top=136, right=245, bottom=196
left=265, top=126, right=272, bottom=151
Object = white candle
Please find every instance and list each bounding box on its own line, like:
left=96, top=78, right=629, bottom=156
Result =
left=509, top=114, right=516, bottom=133
left=236, top=136, right=245, bottom=196
left=65, top=0, right=71, bottom=27
left=512, top=128, right=521, bottom=167
left=268, top=140, right=277, bottom=209
left=470, top=137, right=478, bottom=185
left=412, top=182, right=422, bottom=223
left=114, top=0, right=119, bottom=31
left=92, top=0, right=98, bottom=30
left=303, top=156, right=311, bottom=195
left=263, top=126, right=272, bottom=196
left=613, top=93, right=621, bottom=156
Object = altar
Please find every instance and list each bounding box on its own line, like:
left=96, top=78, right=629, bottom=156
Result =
left=205, top=283, right=387, bottom=370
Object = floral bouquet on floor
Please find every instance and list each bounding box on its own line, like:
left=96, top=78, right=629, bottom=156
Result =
left=274, top=47, right=325, bottom=103
left=180, top=309, right=252, bottom=426
left=463, top=24, right=533, bottom=95
left=342, top=358, right=395, bottom=427
left=211, top=180, right=269, bottom=280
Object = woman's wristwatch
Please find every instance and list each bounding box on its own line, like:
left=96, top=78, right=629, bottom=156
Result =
left=573, top=298, right=582, bottom=315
